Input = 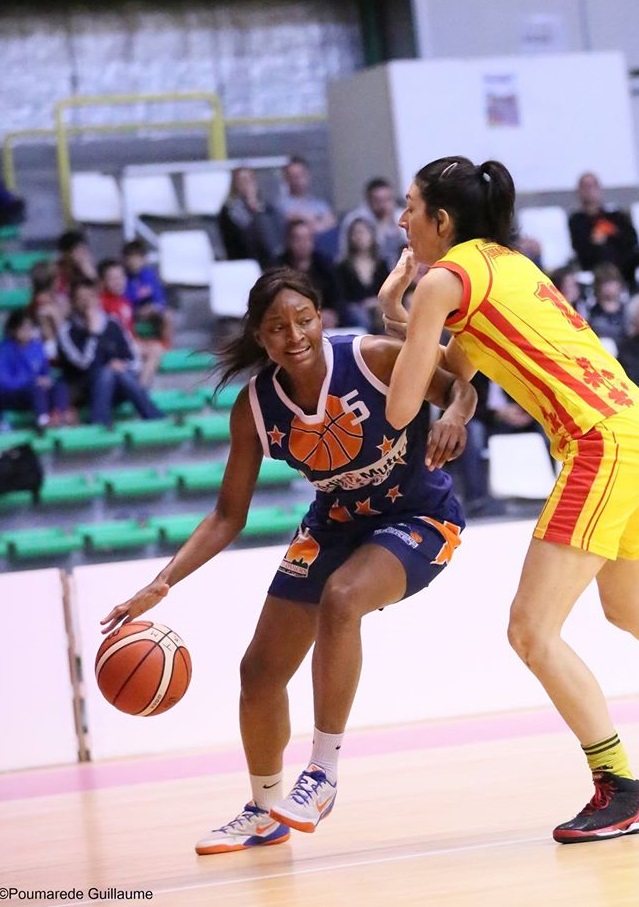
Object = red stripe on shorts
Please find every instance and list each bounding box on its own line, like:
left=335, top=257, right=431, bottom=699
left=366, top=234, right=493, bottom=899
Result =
left=545, top=429, right=605, bottom=545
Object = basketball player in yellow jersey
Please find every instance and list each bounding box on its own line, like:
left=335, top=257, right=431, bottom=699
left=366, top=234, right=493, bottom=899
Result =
left=379, top=155, right=639, bottom=844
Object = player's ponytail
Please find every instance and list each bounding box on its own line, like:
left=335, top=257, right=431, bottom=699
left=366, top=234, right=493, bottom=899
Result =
left=414, top=156, right=516, bottom=248
left=212, top=267, right=322, bottom=392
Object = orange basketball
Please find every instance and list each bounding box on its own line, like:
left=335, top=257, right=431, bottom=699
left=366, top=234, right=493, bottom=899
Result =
left=289, top=394, right=363, bottom=471
left=95, top=621, right=192, bottom=716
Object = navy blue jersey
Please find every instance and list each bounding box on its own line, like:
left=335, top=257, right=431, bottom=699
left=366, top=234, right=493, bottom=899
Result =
left=249, top=335, right=460, bottom=526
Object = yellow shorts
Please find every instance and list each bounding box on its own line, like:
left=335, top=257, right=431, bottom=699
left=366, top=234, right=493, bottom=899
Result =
left=534, top=407, right=639, bottom=560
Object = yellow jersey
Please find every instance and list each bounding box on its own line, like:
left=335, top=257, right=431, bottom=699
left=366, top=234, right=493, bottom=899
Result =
left=432, top=239, right=639, bottom=456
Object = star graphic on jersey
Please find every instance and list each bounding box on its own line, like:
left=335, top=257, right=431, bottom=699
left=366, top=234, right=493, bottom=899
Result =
left=377, top=435, right=395, bottom=456
left=354, top=497, right=382, bottom=516
left=385, top=485, right=403, bottom=503
left=267, top=425, right=286, bottom=446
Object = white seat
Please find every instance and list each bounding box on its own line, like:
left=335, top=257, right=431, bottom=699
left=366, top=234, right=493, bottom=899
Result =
left=121, top=174, right=182, bottom=219
left=183, top=170, right=232, bottom=217
left=518, top=206, right=574, bottom=272
left=209, top=259, right=263, bottom=318
left=158, top=230, right=215, bottom=287
left=70, top=172, right=122, bottom=224
left=488, top=432, right=557, bottom=500
left=631, top=201, right=639, bottom=234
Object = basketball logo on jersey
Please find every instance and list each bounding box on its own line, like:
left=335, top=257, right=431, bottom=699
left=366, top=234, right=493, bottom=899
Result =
left=279, top=527, right=321, bottom=578
left=288, top=394, right=364, bottom=471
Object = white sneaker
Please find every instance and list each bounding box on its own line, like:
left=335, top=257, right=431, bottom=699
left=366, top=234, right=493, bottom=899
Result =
left=195, top=802, right=290, bottom=855
left=269, top=765, right=337, bottom=833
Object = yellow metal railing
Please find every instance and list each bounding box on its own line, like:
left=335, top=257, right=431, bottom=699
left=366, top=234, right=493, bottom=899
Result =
left=3, top=100, right=327, bottom=226
left=54, top=92, right=227, bottom=224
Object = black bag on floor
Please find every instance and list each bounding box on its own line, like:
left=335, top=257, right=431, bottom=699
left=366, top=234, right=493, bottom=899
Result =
left=0, top=443, right=44, bottom=501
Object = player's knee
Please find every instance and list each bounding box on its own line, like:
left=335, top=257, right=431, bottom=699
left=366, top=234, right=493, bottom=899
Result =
left=507, top=613, right=550, bottom=668
left=239, top=651, right=272, bottom=696
left=319, top=577, right=363, bottom=629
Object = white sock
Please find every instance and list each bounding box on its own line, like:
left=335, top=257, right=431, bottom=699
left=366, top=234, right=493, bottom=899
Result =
left=309, top=728, right=343, bottom=784
left=250, top=772, right=283, bottom=810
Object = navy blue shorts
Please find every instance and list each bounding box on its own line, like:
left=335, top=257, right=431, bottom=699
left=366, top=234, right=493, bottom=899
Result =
left=268, top=512, right=464, bottom=605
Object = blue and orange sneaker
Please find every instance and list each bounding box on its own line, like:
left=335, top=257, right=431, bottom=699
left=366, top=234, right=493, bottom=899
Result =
left=195, top=802, right=290, bottom=855
left=553, top=771, right=639, bottom=843
left=269, top=765, right=337, bottom=833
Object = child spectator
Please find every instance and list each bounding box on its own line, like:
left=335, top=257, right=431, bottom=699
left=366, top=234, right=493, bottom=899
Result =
left=57, top=279, right=163, bottom=427
left=0, top=309, right=72, bottom=429
left=98, top=258, right=163, bottom=388
left=122, top=240, right=172, bottom=348
left=27, top=260, right=69, bottom=363
left=54, top=229, right=97, bottom=300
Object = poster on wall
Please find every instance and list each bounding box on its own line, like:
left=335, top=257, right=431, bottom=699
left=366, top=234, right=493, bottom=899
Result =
left=483, top=73, right=520, bottom=127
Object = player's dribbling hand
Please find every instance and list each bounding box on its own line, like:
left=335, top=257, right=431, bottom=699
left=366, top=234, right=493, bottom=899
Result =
left=100, top=579, right=170, bottom=634
left=425, top=415, right=467, bottom=470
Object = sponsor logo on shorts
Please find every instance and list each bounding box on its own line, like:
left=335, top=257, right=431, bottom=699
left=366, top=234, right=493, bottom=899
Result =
left=373, top=524, right=420, bottom=549
left=279, top=527, right=321, bottom=577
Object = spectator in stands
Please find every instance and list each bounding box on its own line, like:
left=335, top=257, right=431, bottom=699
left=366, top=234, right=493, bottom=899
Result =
left=517, top=234, right=543, bottom=270
left=277, top=156, right=337, bottom=235
left=121, top=239, right=173, bottom=348
left=618, top=294, right=639, bottom=386
left=57, top=278, right=163, bottom=427
left=335, top=217, right=389, bottom=332
left=54, top=229, right=97, bottom=300
left=0, top=309, right=72, bottom=429
left=219, top=167, right=284, bottom=269
left=587, top=263, right=629, bottom=355
left=568, top=171, right=639, bottom=291
left=338, top=178, right=405, bottom=271
left=549, top=264, right=589, bottom=318
left=0, top=178, right=26, bottom=227
left=277, top=219, right=346, bottom=328
left=27, top=260, right=69, bottom=363
left=98, top=258, right=162, bottom=390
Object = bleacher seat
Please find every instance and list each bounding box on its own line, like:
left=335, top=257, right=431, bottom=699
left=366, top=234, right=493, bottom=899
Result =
left=70, top=172, right=123, bottom=225
left=209, top=384, right=242, bottom=410
left=209, top=259, right=262, bottom=319
left=96, top=467, right=178, bottom=499
left=76, top=519, right=160, bottom=552
left=488, top=432, right=557, bottom=500
left=121, top=174, right=182, bottom=219
left=2, top=526, right=83, bottom=559
left=149, top=512, right=206, bottom=545
left=183, top=412, right=230, bottom=443
left=167, top=461, right=225, bottom=492
left=150, top=388, right=209, bottom=415
left=39, top=474, right=103, bottom=506
left=0, top=430, right=54, bottom=455
left=517, top=206, right=574, bottom=272
left=257, top=459, right=299, bottom=486
left=159, top=348, right=214, bottom=374
left=182, top=170, right=232, bottom=217
left=1, top=251, right=52, bottom=274
left=243, top=503, right=307, bottom=537
left=50, top=425, right=126, bottom=454
left=0, top=287, right=31, bottom=311
left=123, top=418, right=195, bottom=449
left=158, top=230, right=215, bottom=287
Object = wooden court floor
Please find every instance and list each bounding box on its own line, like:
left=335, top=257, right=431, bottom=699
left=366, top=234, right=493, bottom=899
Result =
left=3, top=706, right=639, bottom=906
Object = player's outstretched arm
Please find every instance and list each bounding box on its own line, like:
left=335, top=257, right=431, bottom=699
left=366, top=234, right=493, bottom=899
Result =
left=100, top=388, right=263, bottom=633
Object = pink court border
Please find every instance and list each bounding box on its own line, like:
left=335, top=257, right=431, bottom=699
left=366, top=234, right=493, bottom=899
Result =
left=2, top=698, right=639, bottom=802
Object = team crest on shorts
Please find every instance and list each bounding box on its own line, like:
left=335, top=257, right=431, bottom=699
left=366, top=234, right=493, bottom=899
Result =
left=279, top=527, right=321, bottom=578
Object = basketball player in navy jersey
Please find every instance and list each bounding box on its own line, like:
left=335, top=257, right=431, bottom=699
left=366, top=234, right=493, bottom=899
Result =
left=101, top=267, right=476, bottom=854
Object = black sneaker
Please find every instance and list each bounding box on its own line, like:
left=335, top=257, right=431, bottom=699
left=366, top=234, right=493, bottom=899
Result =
left=553, top=771, right=639, bottom=844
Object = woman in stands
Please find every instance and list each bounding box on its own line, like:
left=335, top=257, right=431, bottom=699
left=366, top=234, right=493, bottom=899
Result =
left=379, top=155, right=639, bottom=845
left=101, top=267, right=476, bottom=854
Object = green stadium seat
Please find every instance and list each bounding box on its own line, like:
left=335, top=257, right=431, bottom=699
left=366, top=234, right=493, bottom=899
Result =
left=0, top=536, right=8, bottom=557
left=242, top=503, right=307, bottom=538
left=0, top=287, right=30, bottom=311
left=2, top=250, right=53, bottom=273
left=39, top=474, right=103, bottom=505
left=149, top=512, right=207, bottom=545
left=209, top=384, right=242, bottom=410
left=167, top=461, right=225, bottom=493
left=0, top=430, right=54, bottom=455
left=150, top=388, right=209, bottom=415
left=50, top=424, right=126, bottom=453
left=184, top=412, right=231, bottom=443
left=123, top=418, right=195, bottom=448
left=76, top=519, right=159, bottom=552
left=257, top=459, right=299, bottom=486
left=96, top=467, right=177, bottom=498
left=0, top=225, right=21, bottom=242
left=159, top=349, right=214, bottom=374
left=2, top=526, right=83, bottom=559
left=0, top=490, right=32, bottom=511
